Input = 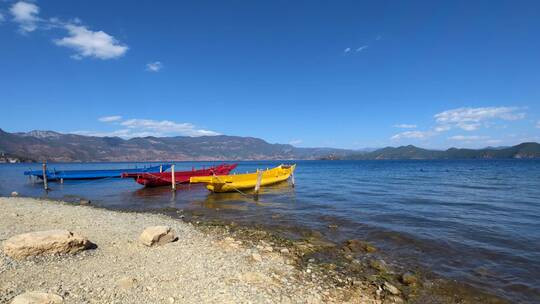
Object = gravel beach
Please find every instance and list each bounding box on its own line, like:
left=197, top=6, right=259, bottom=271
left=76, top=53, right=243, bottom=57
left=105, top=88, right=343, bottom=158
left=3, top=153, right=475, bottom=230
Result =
left=0, top=197, right=379, bottom=304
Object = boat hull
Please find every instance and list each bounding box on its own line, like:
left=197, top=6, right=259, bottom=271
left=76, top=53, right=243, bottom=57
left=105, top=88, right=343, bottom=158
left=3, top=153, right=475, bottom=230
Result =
left=122, top=164, right=237, bottom=187
left=190, top=164, right=295, bottom=193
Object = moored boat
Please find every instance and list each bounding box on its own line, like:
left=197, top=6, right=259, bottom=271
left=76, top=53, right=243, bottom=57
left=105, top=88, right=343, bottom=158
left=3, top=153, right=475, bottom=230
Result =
left=24, top=164, right=171, bottom=181
left=122, top=164, right=238, bottom=187
left=190, top=164, right=295, bottom=193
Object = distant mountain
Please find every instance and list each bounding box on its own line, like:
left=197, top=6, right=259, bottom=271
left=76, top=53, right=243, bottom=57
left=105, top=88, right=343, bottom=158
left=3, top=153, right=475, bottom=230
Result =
left=1, top=129, right=538, bottom=162
left=0, top=129, right=352, bottom=162
left=345, top=142, right=540, bottom=160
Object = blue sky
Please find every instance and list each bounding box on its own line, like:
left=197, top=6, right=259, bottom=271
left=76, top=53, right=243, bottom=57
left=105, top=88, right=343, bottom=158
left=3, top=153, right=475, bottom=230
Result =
left=1, top=0, right=539, bottom=149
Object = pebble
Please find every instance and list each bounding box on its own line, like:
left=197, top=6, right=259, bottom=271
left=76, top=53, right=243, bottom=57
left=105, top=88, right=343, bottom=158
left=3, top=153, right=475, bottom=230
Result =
left=116, top=277, right=138, bottom=289
left=11, top=191, right=19, bottom=197
left=280, top=248, right=290, bottom=254
left=251, top=253, right=262, bottom=262
left=369, top=259, right=388, bottom=272
left=401, top=272, right=417, bottom=285
left=383, top=281, right=400, bottom=295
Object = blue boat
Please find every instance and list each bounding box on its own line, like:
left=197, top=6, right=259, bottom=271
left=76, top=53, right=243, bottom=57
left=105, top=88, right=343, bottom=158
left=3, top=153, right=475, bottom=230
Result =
left=24, top=164, right=172, bottom=181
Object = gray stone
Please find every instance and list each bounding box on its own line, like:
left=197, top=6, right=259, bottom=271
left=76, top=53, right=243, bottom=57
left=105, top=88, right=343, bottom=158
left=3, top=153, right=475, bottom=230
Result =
left=3, top=230, right=92, bottom=259
left=10, top=292, right=63, bottom=304
left=139, top=226, right=177, bottom=246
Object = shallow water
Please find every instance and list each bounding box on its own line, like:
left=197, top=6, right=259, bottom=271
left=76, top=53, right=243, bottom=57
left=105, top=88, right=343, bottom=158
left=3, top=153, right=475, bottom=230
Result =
left=1, top=160, right=539, bottom=303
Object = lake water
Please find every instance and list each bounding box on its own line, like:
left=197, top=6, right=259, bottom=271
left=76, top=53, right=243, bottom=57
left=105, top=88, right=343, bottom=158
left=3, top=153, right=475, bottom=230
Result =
left=1, top=160, right=539, bottom=303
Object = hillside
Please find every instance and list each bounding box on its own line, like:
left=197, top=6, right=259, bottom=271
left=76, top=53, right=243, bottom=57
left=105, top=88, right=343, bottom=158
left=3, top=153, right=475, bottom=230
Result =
left=0, top=129, right=350, bottom=162
left=346, top=142, right=540, bottom=160
left=1, top=129, right=539, bottom=162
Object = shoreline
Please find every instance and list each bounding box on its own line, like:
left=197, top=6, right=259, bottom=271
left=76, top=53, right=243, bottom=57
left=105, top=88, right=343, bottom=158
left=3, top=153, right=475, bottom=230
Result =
left=1, top=196, right=380, bottom=304
left=0, top=196, right=510, bottom=304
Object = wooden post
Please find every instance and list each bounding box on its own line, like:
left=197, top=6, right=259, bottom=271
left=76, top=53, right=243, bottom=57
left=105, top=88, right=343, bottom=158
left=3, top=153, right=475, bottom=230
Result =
left=42, top=162, right=49, bottom=190
left=254, top=169, right=263, bottom=197
left=291, top=171, right=295, bottom=188
left=159, top=165, right=163, bottom=173
left=171, top=165, right=176, bottom=191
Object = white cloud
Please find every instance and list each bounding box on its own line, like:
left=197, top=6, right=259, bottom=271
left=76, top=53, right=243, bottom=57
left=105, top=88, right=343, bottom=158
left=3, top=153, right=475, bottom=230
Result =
left=6, top=2, right=128, bottom=60
left=10, top=1, right=40, bottom=32
left=434, top=125, right=451, bottom=132
left=356, top=45, right=368, bottom=52
left=393, top=124, right=417, bottom=129
left=344, top=47, right=351, bottom=53
left=536, top=121, right=540, bottom=129
left=146, top=61, right=162, bottom=72
left=434, top=107, right=525, bottom=131
left=0, top=12, right=5, bottom=23
left=98, top=115, right=122, bottom=122
left=54, top=24, right=128, bottom=60
left=289, top=139, right=302, bottom=145
left=391, top=130, right=433, bottom=140
left=119, top=119, right=219, bottom=137
left=448, top=135, right=489, bottom=141
left=76, top=118, right=220, bottom=138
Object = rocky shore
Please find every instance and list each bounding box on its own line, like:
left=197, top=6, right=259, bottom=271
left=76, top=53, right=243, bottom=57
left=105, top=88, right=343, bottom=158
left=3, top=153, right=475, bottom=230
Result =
left=0, top=197, right=381, bottom=304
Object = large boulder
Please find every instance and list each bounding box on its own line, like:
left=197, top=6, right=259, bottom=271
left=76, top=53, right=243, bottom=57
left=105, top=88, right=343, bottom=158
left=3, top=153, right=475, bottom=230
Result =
left=139, top=226, right=177, bottom=246
left=3, top=230, right=92, bottom=259
left=10, top=292, right=63, bottom=304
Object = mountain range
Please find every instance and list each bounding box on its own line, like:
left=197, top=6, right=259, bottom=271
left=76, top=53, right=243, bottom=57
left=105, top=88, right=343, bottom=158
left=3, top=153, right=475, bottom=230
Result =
left=0, top=129, right=539, bottom=162
left=0, top=129, right=351, bottom=162
left=344, top=143, right=540, bottom=160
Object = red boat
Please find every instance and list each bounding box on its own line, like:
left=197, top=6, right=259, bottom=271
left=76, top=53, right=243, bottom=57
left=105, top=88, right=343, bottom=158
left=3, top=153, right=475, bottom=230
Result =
left=122, top=164, right=237, bottom=187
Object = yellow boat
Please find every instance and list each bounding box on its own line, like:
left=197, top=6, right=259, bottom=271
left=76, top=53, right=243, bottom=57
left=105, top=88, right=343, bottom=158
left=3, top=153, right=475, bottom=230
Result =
left=190, top=164, right=296, bottom=193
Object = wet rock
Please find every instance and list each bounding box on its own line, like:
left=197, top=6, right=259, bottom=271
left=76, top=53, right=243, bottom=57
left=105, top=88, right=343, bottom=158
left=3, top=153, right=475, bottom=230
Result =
left=345, top=239, right=377, bottom=253
left=79, top=199, right=91, bottom=206
left=328, top=224, right=338, bottom=229
left=139, top=226, right=177, bottom=247
left=10, top=291, right=63, bottom=304
left=11, top=191, right=19, bottom=197
left=369, top=259, right=388, bottom=272
left=383, top=281, right=401, bottom=295
left=3, top=230, right=92, bottom=259
left=116, top=277, right=138, bottom=289
left=401, top=272, right=417, bottom=285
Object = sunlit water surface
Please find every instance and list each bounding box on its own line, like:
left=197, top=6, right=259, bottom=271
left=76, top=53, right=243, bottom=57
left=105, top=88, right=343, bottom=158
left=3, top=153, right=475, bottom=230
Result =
left=1, top=160, right=539, bottom=303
